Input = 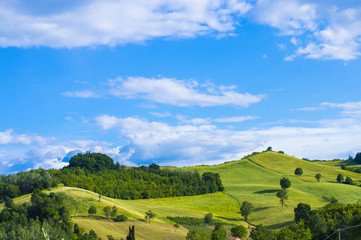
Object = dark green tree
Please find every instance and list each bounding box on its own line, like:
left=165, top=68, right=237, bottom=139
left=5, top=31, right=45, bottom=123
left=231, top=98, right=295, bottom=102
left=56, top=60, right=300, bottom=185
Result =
left=126, top=225, right=135, bottom=240
left=110, top=206, right=118, bottom=217
left=280, top=177, right=291, bottom=189
left=340, top=164, right=347, bottom=170
left=88, top=205, right=97, bottom=215
left=276, top=189, right=288, bottom=207
left=315, top=173, right=321, bottom=182
left=231, top=225, right=247, bottom=238
left=337, top=174, right=344, bottom=183
left=294, top=203, right=311, bottom=223
left=294, top=168, right=303, bottom=176
left=240, top=201, right=254, bottom=222
left=250, top=224, right=274, bottom=240
left=354, top=152, right=361, bottom=164
left=211, top=223, right=227, bottom=240
left=185, top=229, right=208, bottom=240
left=204, top=213, right=213, bottom=224
left=103, top=206, right=111, bottom=217
left=115, top=214, right=128, bottom=222
left=345, top=176, right=353, bottom=185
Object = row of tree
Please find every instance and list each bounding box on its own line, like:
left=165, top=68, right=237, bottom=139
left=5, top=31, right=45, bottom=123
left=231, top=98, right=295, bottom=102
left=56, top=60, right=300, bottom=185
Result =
left=50, top=153, right=224, bottom=200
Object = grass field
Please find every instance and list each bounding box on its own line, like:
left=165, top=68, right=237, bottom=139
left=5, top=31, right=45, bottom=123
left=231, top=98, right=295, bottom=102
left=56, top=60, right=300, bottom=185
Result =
left=2, top=151, right=361, bottom=238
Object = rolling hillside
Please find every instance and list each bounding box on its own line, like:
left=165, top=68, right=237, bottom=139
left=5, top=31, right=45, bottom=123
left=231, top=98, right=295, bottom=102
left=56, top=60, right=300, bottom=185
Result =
left=2, top=151, right=361, bottom=238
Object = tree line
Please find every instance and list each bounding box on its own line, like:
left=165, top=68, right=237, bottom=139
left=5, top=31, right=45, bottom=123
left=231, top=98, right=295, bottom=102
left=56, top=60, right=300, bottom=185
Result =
left=51, top=153, right=224, bottom=200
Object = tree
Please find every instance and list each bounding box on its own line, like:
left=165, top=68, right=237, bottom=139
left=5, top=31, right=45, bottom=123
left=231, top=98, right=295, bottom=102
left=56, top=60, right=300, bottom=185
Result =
left=276, top=189, right=288, bottom=207
left=250, top=224, right=274, bottom=240
left=294, top=168, right=303, bottom=176
left=145, top=210, right=156, bottom=223
left=211, top=223, right=227, bottom=240
left=294, top=203, right=311, bottom=223
left=354, top=152, right=361, bottom=164
left=280, top=177, right=291, bottom=189
left=315, top=173, right=321, bottom=182
left=186, top=229, right=208, bottom=240
left=110, top=206, right=118, bottom=217
left=204, top=213, right=213, bottom=224
left=88, top=205, right=97, bottom=215
left=5, top=198, right=15, bottom=209
left=126, top=225, right=135, bottom=240
left=240, top=201, right=254, bottom=222
left=345, top=176, right=353, bottom=185
left=103, top=206, right=111, bottom=217
left=266, top=146, right=273, bottom=151
left=340, top=164, right=347, bottom=170
left=174, top=223, right=180, bottom=232
left=337, top=174, right=344, bottom=183
left=231, top=225, right=247, bottom=238
left=114, top=214, right=128, bottom=222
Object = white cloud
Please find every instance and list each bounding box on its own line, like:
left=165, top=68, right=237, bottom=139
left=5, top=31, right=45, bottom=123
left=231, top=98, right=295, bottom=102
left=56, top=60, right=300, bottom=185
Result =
left=0, top=129, right=50, bottom=145
left=254, top=0, right=361, bottom=61
left=295, top=101, right=361, bottom=117
left=0, top=0, right=251, bottom=48
left=254, top=0, right=317, bottom=35
left=150, top=112, right=172, bottom=117
left=62, top=90, right=100, bottom=98
left=108, top=77, right=263, bottom=107
left=95, top=114, right=361, bottom=166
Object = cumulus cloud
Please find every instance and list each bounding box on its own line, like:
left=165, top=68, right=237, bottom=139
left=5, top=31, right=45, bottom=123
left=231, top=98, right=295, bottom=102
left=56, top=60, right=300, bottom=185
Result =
left=108, top=77, right=263, bottom=107
left=94, top=114, right=361, bottom=166
left=254, top=0, right=361, bottom=61
left=0, top=0, right=251, bottom=48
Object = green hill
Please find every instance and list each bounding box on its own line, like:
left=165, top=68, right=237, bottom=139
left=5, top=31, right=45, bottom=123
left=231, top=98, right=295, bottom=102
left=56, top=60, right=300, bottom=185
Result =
left=2, top=151, right=361, bottom=238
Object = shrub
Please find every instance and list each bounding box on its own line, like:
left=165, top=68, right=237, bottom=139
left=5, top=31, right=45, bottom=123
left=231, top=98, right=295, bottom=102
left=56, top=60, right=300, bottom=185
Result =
left=88, top=205, right=97, bottom=215
left=337, top=174, right=344, bottom=183
left=294, top=168, right=303, bottom=176
left=231, top=225, right=248, bottom=238
left=114, top=214, right=128, bottom=222
left=204, top=213, right=213, bottom=224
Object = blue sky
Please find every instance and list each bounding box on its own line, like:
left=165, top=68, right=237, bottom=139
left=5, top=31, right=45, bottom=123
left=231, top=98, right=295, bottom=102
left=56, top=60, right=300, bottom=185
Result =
left=1, top=0, right=361, bottom=174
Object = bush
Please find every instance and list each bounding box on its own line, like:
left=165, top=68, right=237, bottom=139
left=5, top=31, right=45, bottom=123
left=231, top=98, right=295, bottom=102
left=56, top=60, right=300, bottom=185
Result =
left=114, top=214, right=128, bottom=222
left=204, top=213, right=213, bottom=224
left=337, top=174, right=344, bottom=183
left=88, top=205, right=97, bottom=215
left=280, top=177, right=291, bottom=189
left=294, top=168, right=303, bottom=176
left=231, top=225, right=248, bottom=238
left=340, top=164, right=347, bottom=170
left=345, top=177, right=354, bottom=185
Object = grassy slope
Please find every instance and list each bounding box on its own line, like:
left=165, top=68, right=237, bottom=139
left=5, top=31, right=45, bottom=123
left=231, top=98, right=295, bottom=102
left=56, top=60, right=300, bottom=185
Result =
left=176, top=152, right=361, bottom=228
left=0, top=187, right=239, bottom=239
left=2, top=151, right=361, bottom=236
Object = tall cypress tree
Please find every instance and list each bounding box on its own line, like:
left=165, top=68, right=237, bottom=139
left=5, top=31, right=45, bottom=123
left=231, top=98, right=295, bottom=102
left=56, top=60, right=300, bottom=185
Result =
left=126, top=225, right=135, bottom=240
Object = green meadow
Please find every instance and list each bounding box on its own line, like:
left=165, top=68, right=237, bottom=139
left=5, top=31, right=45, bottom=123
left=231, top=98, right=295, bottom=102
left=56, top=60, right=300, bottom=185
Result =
left=2, top=151, right=361, bottom=238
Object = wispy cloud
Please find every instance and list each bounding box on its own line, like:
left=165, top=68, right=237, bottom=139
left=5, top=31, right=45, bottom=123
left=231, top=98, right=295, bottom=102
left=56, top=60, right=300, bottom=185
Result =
left=63, top=76, right=264, bottom=107
left=214, top=115, right=259, bottom=123
left=294, top=101, right=361, bottom=117
left=62, top=90, right=100, bottom=98
left=0, top=0, right=251, bottom=48
left=108, top=77, right=264, bottom=107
